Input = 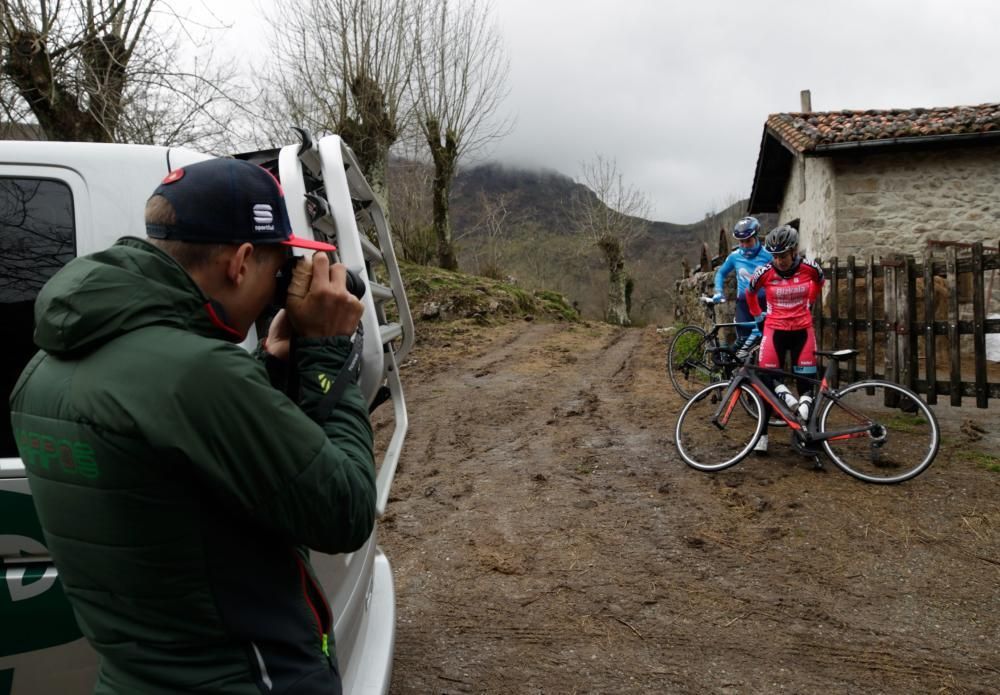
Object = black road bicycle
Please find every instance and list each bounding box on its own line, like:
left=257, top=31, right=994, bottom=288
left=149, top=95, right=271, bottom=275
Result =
left=667, top=297, right=788, bottom=428
left=674, top=348, right=940, bottom=484
left=666, top=297, right=758, bottom=399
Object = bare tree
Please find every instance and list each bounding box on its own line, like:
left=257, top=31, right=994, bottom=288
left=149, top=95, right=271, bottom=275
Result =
left=0, top=0, right=245, bottom=147
left=0, top=178, right=73, bottom=298
left=570, top=155, right=651, bottom=326
left=387, top=153, right=436, bottom=264
left=465, top=190, right=509, bottom=279
left=413, top=0, right=510, bottom=270
left=258, top=0, right=419, bottom=205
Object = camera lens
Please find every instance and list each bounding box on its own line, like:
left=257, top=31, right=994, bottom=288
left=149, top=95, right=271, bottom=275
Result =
left=344, top=268, right=366, bottom=301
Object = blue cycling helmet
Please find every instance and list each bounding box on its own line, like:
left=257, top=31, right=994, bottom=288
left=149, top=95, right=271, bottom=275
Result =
left=732, top=216, right=761, bottom=240
left=764, top=224, right=799, bottom=254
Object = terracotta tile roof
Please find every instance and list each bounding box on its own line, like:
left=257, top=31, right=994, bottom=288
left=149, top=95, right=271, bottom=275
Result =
left=767, top=103, right=1000, bottom=152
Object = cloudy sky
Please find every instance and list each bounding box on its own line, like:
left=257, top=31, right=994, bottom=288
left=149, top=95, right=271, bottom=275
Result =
left=187, top=0, right=998, bottom=224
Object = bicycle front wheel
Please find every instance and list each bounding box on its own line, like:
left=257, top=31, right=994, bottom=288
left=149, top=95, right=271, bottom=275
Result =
left=667, top=326, right=720, bottom=399
left=819, top=380, right=940, bottom=484
left=675, top=381, right=765, bottom=471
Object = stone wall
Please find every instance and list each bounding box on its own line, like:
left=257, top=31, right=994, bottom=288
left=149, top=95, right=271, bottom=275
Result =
left=673, top=271, right=740, bottom=340
left=831, top=143, right=1000, bottom=260
left=674, top=271, right=716, bottom=327
left=777, top=157, right=837, bottom=260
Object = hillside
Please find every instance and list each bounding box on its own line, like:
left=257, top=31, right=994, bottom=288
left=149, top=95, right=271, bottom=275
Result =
left=446, top=161, right=772, bottom=324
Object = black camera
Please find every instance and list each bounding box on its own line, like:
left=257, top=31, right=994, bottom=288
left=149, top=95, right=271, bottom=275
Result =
left=274, top=254, right=366, bottom=306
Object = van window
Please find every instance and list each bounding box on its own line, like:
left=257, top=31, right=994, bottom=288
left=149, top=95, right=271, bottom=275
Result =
left=0, top=178, right=76, bottom=457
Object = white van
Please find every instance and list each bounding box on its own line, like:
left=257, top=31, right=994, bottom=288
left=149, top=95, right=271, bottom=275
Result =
left=0, top=134, right=412, bottom=694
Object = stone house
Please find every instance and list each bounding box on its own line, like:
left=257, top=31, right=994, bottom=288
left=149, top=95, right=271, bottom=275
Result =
left=747, top=97, right=1000, bottom=262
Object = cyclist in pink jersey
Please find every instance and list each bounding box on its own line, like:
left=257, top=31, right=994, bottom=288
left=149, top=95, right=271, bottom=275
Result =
left=745, top=225, right=824, bottom=453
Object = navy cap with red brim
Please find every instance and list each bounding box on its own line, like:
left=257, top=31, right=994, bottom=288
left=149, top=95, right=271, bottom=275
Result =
left=145, top=158, right=338, bottom=253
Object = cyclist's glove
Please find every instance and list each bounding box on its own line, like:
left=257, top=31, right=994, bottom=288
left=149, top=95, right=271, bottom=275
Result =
left=711, top=292, right=724, bottom=304
left=754, top=311, right=767, bottom=326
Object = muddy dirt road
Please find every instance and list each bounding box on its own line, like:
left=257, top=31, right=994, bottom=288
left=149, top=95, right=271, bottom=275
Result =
left=376, top=320, right=999, bottom=694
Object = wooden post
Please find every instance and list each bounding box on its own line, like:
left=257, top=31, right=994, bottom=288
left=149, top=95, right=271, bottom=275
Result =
left=884, top=257, right=899, bottom=388
left=947, top=246, right=961, bottom=406
left=866, top=255, right=876, bottom=381
left=815, top=262, right=825, bottom=353
left=846, top=256, right=857, bottom=383
left=923, top=248, right=937, bottom=405
left=829, top=257, right=840, bottom=386
left=901, top=255, right=917, bottom=392
left=972, top=242, right=987, bottom=407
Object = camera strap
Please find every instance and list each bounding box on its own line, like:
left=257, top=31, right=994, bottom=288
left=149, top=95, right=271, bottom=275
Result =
left=312, top=324, right=364, bottom=423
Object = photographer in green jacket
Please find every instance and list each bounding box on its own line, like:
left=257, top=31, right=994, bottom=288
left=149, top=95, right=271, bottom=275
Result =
left=9, top=158, right=375, bottom=694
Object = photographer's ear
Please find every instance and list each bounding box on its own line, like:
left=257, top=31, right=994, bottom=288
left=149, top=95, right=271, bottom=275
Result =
left=226, top=243, right=255, bottom=287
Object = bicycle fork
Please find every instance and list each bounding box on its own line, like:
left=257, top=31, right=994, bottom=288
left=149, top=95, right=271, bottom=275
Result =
left=710, top=376, right=749, bottom=430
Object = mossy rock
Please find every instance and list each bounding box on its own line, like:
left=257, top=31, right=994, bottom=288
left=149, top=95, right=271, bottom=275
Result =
left=399, top=261, right=579, bottom=325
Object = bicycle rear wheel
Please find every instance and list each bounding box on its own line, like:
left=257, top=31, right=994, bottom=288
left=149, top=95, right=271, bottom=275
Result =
left=819, top=380, right=940, bottom=484
left=675, top=381, right=764, bottom=471
left=667, top=326, right=720, bottom=399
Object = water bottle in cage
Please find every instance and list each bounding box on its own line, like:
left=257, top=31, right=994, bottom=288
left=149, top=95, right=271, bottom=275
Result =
left=775, top=383, right=798, bottom=410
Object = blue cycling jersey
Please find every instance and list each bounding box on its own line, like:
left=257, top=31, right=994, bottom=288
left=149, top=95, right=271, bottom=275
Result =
left=714, top=242, right=773, bottom=299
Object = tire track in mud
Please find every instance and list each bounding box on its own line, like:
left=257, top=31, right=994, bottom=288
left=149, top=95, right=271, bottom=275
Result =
left=391, top=323, right=765, bottom=693
left=403, top=324, right=642, bottom=467
left=384, top=323, right=669, bottom=693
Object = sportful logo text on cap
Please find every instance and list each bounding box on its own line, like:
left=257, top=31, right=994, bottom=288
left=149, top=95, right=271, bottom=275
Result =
left=253, top=203, right=275, bottom=231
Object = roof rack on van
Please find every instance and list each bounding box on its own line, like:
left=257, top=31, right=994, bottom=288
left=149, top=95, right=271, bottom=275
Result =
left=239, top=133, right=413, bottom=517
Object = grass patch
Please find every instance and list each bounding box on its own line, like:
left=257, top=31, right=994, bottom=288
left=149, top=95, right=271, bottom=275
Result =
left=671, top=330, right=705, bottom=359
left=964, top=450, right=1000, bottom=473
left=884, top=414, right=929, bottom=432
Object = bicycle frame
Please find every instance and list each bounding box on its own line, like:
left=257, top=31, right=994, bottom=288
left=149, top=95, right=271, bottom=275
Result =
left=700, top=299, right=756, bottom=347
left=669, top=297, right=763, bottom=401
left=711, top=350, right=878, bottom=445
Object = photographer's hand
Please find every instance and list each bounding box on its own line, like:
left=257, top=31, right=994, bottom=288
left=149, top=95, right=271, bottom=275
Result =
left=286, top=253, right=365, bottom=338
left=264, top=309, right=292, bottom=361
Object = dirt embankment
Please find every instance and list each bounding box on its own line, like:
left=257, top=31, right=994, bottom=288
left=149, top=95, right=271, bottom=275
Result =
left=376, top=320, right=999, bottom=695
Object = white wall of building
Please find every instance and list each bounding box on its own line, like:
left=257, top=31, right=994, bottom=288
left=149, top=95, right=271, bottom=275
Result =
left=775, top=156, right=837, bottom=261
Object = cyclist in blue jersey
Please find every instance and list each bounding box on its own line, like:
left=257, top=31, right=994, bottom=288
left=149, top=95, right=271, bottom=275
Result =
left=712, top=216, right=772, bottom=355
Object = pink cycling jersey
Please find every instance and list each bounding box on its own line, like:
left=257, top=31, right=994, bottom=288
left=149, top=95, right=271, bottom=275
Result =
left=747, top=258, right=824, bottom=331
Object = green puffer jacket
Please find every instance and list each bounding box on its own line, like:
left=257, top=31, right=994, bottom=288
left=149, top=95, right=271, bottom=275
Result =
left=8, top=237, right=376, bottom=694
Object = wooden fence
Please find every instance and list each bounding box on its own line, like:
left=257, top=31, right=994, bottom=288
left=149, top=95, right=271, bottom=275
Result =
left=814, top=241, right=1000, bottom=409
